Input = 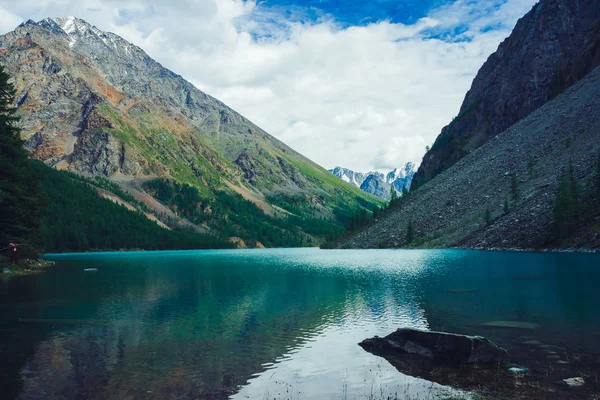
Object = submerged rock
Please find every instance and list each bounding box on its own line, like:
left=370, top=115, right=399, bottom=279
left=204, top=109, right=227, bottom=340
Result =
left=508, top=367, right=529, bottom=374
left=359, top=328, right=507, bottom=364
left=481, top=321, right=541, bottom=329
left=562, top=377, right=585, bottom=387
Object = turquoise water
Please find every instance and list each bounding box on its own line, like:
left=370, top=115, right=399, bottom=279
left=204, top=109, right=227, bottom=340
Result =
left=1, top=249, right=599, bottom=399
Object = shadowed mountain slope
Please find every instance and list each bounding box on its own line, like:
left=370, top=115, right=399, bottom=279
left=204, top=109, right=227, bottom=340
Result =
left=414, top=0, right=600, bottom=188
left=335, top=64, right=600, bottom=250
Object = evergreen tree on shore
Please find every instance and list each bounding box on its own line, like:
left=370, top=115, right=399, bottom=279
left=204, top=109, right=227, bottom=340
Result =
left=0, top=65, right=40, bottom=250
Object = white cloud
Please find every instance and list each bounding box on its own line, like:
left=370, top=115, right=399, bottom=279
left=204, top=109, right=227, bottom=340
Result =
left=0, top=6, right=24, bottom=33
left=0, top=0, right=538, bottom=172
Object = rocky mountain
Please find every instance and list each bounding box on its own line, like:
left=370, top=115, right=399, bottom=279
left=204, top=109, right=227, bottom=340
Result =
left=329, top=163, right=415, bottom=199
left=329, top=167, right=366, bottom=187
left=413, top=0, right=600, bottom=188
left=334, top=47, right=600, bottom=249
left=0, top=17, right=383, bottom=246
left=385, top=162, right=416, bottom=192
left=359, top=174, right=391, bottom=199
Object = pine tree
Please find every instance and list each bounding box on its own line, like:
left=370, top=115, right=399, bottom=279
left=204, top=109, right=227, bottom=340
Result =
left=402, top=185, right=409, bottom=198
left=553, top=175, right=571, bottom=239
left=406, top=219, right=415, bottom=244
left=484, top=207, right=492, bottom=226
left=567, top=159, right=581, bottom=220
left=389, top=187, right=398, bottom=207
left=527, top=156, right=535, bottom=179
left=511, top=173, right=519, bottom=205
left=0, top=65, right=40, bottom=250
left=552, top=160, right=582, bottom=240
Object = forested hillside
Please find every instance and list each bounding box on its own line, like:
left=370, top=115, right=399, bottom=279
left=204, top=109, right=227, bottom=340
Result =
left=33, top=162, right=231, bottom=252
left=0, top=65, right=232, bottom=255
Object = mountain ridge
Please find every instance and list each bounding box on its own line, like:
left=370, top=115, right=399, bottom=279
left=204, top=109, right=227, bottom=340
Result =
left=1, top=16, right=383, bottom=247
left=329, top=163, right=415, bottom=199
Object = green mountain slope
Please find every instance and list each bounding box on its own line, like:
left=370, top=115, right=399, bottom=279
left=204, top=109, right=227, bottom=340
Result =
left=32, top=161, right=231, bottom=252
left=0, top=17, right=383, bottom=247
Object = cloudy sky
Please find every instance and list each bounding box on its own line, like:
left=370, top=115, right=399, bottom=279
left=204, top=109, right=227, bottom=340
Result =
left=0, top=0, right=538, bottom=172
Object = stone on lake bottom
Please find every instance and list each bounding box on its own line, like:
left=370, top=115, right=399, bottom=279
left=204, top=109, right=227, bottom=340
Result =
left=508, top=367, right=529, bottom=374
left=523, top=340, right=542, bottom=345
left=562, top=377, right=584, bottom=387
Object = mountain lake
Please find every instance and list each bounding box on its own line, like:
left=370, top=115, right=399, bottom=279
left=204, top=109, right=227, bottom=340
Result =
left=1, top=248, right=599, bottom=399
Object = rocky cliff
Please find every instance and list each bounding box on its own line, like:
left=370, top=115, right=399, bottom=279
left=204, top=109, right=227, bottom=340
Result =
left=0, top=17, right=383, bottom=245
left=413, top=0, right=600, bottom=187
left=335, top=64, right=600, bottom=250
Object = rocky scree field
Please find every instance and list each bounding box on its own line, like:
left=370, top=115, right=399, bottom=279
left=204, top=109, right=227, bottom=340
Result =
left=335, top=65, right=600, bottom=250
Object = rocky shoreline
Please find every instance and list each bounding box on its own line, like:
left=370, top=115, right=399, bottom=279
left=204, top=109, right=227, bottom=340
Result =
left=455, top=246, right=600, bottom=254
left=0, top=259, right=56, bottom=276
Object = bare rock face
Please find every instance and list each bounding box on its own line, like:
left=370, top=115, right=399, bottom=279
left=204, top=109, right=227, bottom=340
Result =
left=359, top=328, right=507, bottom=364
left=414, top=0, right=600, bottom=187
left=359, top=175, right=391, bottom=200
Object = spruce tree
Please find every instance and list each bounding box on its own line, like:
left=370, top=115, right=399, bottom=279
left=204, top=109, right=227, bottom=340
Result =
left=527, top=156, right=535, bottom=179
left=0, top=65, right=40, bottom=250
left=484, top=207, right=492, bottom=225
left=552, top=175, right=571, bottom=239
left=511, top=173, right=519, bottom=205
left=567, top=159, right=581, bottom=220
left=389, top=187, right=398, bottom=207
left=406, top=219, right=414, bottom=244
left=402, top=185, right=409, bottom=198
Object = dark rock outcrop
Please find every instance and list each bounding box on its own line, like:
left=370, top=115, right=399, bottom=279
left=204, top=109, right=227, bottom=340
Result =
left=414, top=0, right=600, bottom=187
left=359, top=328, right=507, bottom=364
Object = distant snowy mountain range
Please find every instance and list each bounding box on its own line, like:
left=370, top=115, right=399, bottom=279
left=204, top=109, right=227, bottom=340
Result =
left=329, top=163, right=416, bottom=200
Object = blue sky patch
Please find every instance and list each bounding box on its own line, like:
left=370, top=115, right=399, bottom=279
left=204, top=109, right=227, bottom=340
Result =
left=247, top=0, right=453, bottom=26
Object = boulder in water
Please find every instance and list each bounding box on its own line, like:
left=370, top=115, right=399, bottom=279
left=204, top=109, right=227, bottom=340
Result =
left=562, top=377, right=584, bottom=387
left=359, top=328, right=507, bottom=364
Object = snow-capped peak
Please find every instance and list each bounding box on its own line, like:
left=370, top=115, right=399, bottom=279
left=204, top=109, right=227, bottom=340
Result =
left=385, top=162, right=416, bottom=184
left=330, top=163, right=416, bottom=199
left=42, top=17, right=131, bottom=54
left=46, top=16, right=82, bottom=47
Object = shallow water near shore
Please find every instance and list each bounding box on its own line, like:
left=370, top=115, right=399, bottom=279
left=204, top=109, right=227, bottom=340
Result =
left=1, top=248, right=599, bottom=399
